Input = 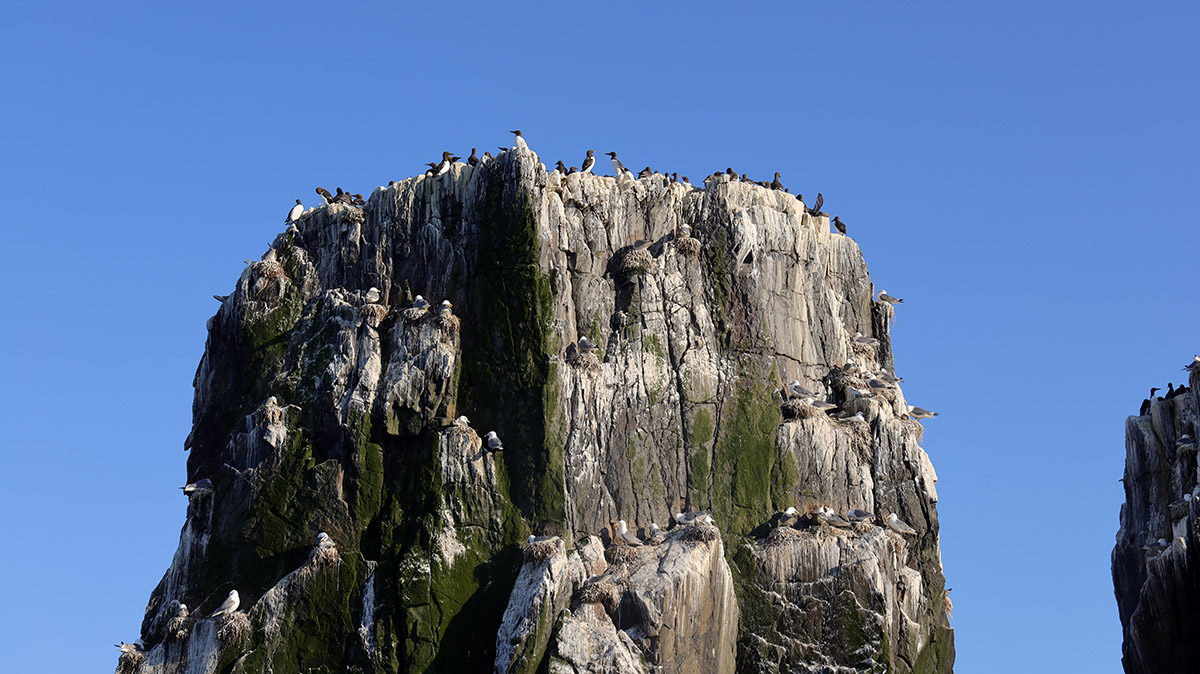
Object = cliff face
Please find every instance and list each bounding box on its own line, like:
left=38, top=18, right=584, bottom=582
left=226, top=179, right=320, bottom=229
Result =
left=1114, top=372, right=1200, bottom=674
left=119, top=146, right=953, bottom=674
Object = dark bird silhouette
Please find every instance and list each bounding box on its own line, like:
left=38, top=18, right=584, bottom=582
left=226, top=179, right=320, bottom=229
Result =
left=554, top=160, right=568, bottom=174
left=351, top=193, right=365, bottom=206
left=833, top=216, right=847, bottom=234
left=807, top=192, right=824, bottom=216
left=568, top=166, right=579, bottom=174
left=315, top=187, right=333, bottom=204
left=771, top=172, right=783, bottom=190
left=467, top=148, right=479, bottom=166
left=1150, top=387, right=1161, bottom=400
left=1167, top=383, right=1176, bottom=398
left=1140, top=398, right=1152, bottom=416
left=333, top=188, right=352, bottom=205
left=581, top=150, right=596, bottom=174
left=638, top=166, right=652, bottom=179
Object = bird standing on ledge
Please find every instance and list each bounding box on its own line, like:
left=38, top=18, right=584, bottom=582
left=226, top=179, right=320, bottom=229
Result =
left=605, top=151, right=633, bottom=179
left=285, top=199, right=302, bottom=223
left=580, top=150, right=595, bottom=174
left=833, top=216, right=847, bottom=234
left=510, top=130, right=528, bottom=150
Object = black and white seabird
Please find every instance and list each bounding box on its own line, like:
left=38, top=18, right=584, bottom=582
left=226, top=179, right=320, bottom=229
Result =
left=578, top=336, right=599, bottom=353
left=554, top=160, right=568, bottom=174
left=482, top=151, right=493, bottom=163
left=617, top=519, right=643, bottom=546
left=776, top=507, right=799, bottom=528
left=568, top=166, right=579, bottom=173
left=637, top=166, right=652, bottom=180
left=510, top=130, right=528, bottom=151
left=581, top=150, right=596, bottom=174
left=467, top=148, right=479, bottom=166
left=681, top=176, right=690, bottom=184
left=315, top=187, right=333, bottom=204
left=211, top=590, right=240, bottom=617
left=412, top=295, right=430, bottom=311
left=434, top=151, right=453, bottom=176
left=833, top=216, right=847, bottom=234
left=1185, top=356, right=1200, bottom=374
left=878, top=290, right=903, bottom=304
left=770, top=172, right=783, bottom=190
left=333, top=188, right=353, bottom=205
left=285, top=199, right=303, bottom=223
left=605, top=152, right=633, bottom=179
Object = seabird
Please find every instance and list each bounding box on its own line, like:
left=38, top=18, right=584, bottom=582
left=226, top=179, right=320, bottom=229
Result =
left=286, top=199, right=303, bottom=224
left=315, top=187, right=334, bottom=204
left=617, top=519, right=643, bottom=546
left=833, top=216, right=847, bottom=234
left=412, top=295, right=430, bottom=310
left=554, top=160, right=568, bottom=174
left=605, top=152, right=633, bottom=179
left=673, top=511, right=709, bottom=526
left=115, top=641, right=145, bottom=654
left=807, top=193, right=824, bottom=216
left=434, top=151, right=453, bottom=176
left=482, top=151, right=493, bottom=163
left=316, top=532, right=336, bottom=549
left=180, top=478, right=213, bottom=495
left=333, top=188, right=352, bottom=205
left=877, top=290, right=904, bottom=304
left=452, top=415, right=470, bottom=429
left=1143, top=537, right=1168, bottom=555
left=908, top=406, right=939, bottom=420
left=648, top=522, right=667, bottom=543
left=486, top=431, right=503, bottom=452
left=577, top=336, right=599, bottom=353
left=776, top=506, right=799, bottom=527
left=789, top=380, right=816, bottom=398
left=837, top=411, right=866, bottom=423
left=1185, top=356, right=1200, bottom=374
left=638, top=166, right=652, bottom=180
left=853, top=332, right=880, bottom=346
left=678, top=223, right=692, bottom=238
left=210, top=590, right=240, bottom=617
left=439, top=299, right=453, bottom=315
left=1178, top=434, right=1196, bottom=447
left=771, top=172, right=783, bottom=190
left=681, top=176, right=691, bottom=185
left=510, top=130, right=528, bottom=150
left=811, top=401, right=838, bottom=412
left=568, top=167, right=579, bottom=173
left=581, top=150, right=596, bottom=174
left=846, top=508, right=875, bottom=523
left=1139, top=398, right=1152, bottom=416
left=365, top=287, right=381, bottom=303
left=878, top=372, right=902, bottom=384
left=528, top=534, right=558, bottom=544
left=467, top=148, right=479, bottom=166
left=817, top=506, right=852, bottom=528
left=885, top=513, right=917, bottom=535
left=867, top=377, right=893, bottom=392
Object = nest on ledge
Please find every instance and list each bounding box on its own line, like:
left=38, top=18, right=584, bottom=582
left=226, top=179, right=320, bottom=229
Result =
left=402, top=307, right=431, bottom=323
left=676, top=522, right=720, bottom=544
left=575, top=579, right=623, bottom=612
left=524, top=539, right=561, bottom=564
left=436, top=312, right=460, bottom=333
left=675, top=236, right=701, bottom=257
left=217, top=612, right=251, bottom=642
left=605, top=544, right=642, bottom=567
left=763, top=525, right=805, bottom=547
left=781, top=398, right=824, bottom=420
left=618, top=247, right=655, bottom=278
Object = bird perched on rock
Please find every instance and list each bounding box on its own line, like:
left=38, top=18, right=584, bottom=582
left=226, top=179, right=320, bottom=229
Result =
left=528, top=534, right=558, bottom=544
left=908, top=406, right=938, bottom=420
left=833, top=216, right=847, bottom=234
left=605, top=152, right=634, bottom=180
left=486, top=431, right=503, bottom=452
left=846, top=508, right=875, bottom=523
left=364, top=287, right=381, bottom=303
left=817, top=506, right=852, bottom=528
left=1143, top=537, right=1168, bottom=556
left=776, top=506, right=799, bottom=528
left=771, top=172, right=784, bottom=190
left=315, top=532, right=336, bottom=550
left=467, top=148, right=479, bottom=166
left=807, top=193, right=824, bottom=216
left=285, top=199, right=303, bottom=223
left=180, top=478, right=213, bottom=496
left=452, top=415, right=470, bottom=429
left=648, top=523, right=667, bottom=544
left=1139, top=398, right=1152, bottom=416
left=867, top=377, right=894, bottom=392
left=617, top=519, right=643, bottom=546
left=332, top=188, right=352, bottom=205
left=577, top=336, right=599, bottom=353
left=580, top=150, right=596, bottom=174
left=482, top=151, right=493, bottom=164
left=510, top=130, right=528, bottom=150
left=439, top=299, right=453, bottom=316
left=853, top=332, right=879, bottom=346
left=412, top=295, right=430, bottom=311
left=788, top=380, right=816, bottom=398
left=877, top=290, right=904, bottom=304
left=811, top=400, right=838, bottom=412
left=637, top=166, right=652, bottom=179
left=316, top=187, right=334, bottom=204
left=837, top=411, right=866, bottom=423
left=1184, top=356, right=1200, bottom=374
left=554, top=160, right=568, bottom=174
left=115, top=641, right=144, bottom=654
left=678, top=223, right=692, bottom=238
left=433, top=151, right=453, bottom=176
left=877, top=372, right=902, bottom=384
left=673, top=511, right=710, bottom=526
left=351, top=193, right=365, bottom=206
left=885, top=513, right=917, bottom=535
left=210, top=590, right=240, bottom=617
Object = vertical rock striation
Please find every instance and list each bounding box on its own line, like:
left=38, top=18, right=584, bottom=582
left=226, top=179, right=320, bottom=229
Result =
left=122, top=146, right=952, bottom=673
left=1114, top=371, right=1200, bottom=674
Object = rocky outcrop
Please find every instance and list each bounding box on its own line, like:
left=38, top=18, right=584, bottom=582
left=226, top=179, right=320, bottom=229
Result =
left=121, top=145, right=953, bottom=673
left=1114, top=370, right=1200, bottom=674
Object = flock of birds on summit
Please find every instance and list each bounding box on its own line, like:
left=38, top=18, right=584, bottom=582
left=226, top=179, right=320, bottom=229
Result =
left=121, top=130, right=930, bottom=659
left=285, top=130, right=851, bottom=235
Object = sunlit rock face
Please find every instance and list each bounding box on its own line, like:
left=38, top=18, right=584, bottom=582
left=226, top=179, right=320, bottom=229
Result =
left=1115, top=372, right=1200, bottom=674
left=122, top=147, right=952, bottom=673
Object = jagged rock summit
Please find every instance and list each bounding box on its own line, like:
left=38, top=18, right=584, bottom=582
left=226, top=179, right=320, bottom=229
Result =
left=120, top=142, right=953, bottom=673
left=1114, top=364, right=1200, bottom=674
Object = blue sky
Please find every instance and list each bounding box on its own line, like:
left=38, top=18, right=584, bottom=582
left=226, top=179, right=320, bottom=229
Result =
left=1, top=2, right=1196, bottom=671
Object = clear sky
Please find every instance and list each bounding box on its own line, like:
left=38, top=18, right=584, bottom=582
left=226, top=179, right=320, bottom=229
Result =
left=1, top=2, right=1196, bottom=672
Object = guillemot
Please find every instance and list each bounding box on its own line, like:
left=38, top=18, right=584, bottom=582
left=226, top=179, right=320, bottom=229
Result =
left=285, top=199, right=303, bottom=223
left=434, top=151, right=453, bottom=176
left=554, top=160, right=568, bottom=174
left=580, top=150, right=595, bottom=173
left=605, top=151, right=633, bottom=179
left=315, top=187, right=333, bottom=204
left=833, top=216, right=847, bottom=234
left=771, top=172, right=783, bottom=190
left=467, top=148, right=479, bottom=166
left=510, top=130, right=528, bottom=150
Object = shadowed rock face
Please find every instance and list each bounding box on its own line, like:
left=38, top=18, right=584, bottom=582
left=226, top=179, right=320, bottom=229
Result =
left=122, top=148, right=952, bottom=673
left=1114, top=373, right=1200, bottom=674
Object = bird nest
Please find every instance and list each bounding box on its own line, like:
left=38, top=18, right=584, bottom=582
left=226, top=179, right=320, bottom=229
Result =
left=676, top=237, right=701, bottom=257
left=850, top=341, right=878, bottom=358
left=566, top=350, right=601, bottom=372
left=618, top=248, right=655, bottom=278
left=523, top=539, right=561, bottom=564
left=344, top=206, right=366, bottom=225
left=359, top=304, right=389, bottom=324
left=677, top=522, right=720, bottom=544
left=217, top=612, right=251, bottom=642
left=166, top=612, right=191, bottom=641
left=437, top=312, right=460, bottom=333
left=116, top=650, right=145, bottom=674
left=763, top=525, right=805, bottom=547
left=605, top=544, right=642, bottom=566
left=252, top=259, right=287, bottom=281
left=575, top=579, right=623, bottom=612
left=781, top=399, right=822, bottom=420
left=402, top=307, right=430, bottom=322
